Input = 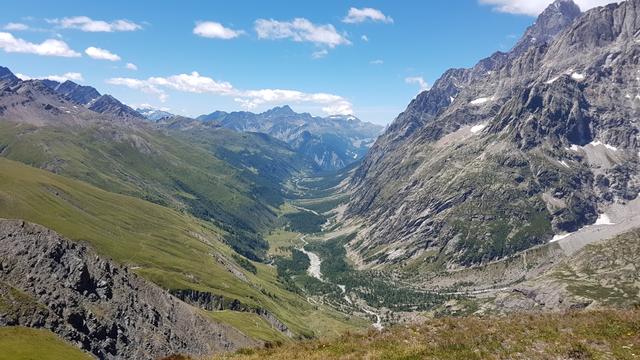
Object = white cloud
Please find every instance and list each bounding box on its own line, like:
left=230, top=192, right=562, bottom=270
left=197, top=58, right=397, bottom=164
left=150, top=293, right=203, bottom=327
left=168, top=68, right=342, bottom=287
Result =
left=125, top=62, right=138, bottom=70
left=312, top=49, right=328, bottom=59
left=48, top=16, right=142, bottom=32
left=149, top=72, right=235, bottom=94
left=370, top=59, right=384, bottom=65
left=361, top=35, right=369, bottom=42
left=45, top=72, right=84, bottom=82
left=405, top=76, right=430, bottom=91
left=14, top=73, right=31, bottom=80
left=106, top=77, right=168, bottom=102
left=193, top=21, right=243, bottom=39
left=85, top=46, right=121, bottom=61
left=137, top=103, right=171, bottom=112
left=238, top=89, right=353, bottom=115
left=0, top=32, right=80, bottom=57
left=15, top=72, right=84, bottom=82
left=343, top=7, right=393, bottom=24
left=4, top=23, right=29, bottom=31
left=255, top=18, right=351, bottom=48
left=107, top=71, right=353, bottom=115
left=478, top=0, right=620, bottom=16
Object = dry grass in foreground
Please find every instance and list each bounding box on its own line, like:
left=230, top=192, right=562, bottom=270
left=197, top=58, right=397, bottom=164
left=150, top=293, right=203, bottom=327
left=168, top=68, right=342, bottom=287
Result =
left=210, top=309, right=640, bottom=360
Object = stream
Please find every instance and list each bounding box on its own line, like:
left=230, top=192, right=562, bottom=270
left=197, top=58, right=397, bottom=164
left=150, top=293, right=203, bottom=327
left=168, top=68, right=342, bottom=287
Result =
left=297, top=235, right=383, bottom=330
left=297, top=236, right=323, bottom=281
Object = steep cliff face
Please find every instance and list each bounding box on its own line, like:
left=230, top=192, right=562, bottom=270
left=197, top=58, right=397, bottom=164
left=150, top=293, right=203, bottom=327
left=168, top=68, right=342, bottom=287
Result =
left=0, top=220, right=257, bottom=359
left=347, top=0, right=640, bottom=269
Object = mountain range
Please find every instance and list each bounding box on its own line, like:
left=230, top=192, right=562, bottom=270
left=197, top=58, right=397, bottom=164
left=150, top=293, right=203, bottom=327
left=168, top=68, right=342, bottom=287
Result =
left=346, top=0, right=640, bottom=275
left=197, top=105, right=384, bottom=171
left=1, top=0, right=639, bottom=358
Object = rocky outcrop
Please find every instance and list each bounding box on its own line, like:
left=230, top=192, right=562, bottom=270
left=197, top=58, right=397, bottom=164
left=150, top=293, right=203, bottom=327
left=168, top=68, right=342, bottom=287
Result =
left=0, top=219, right=258, bottom=359
left=88, top=94, right=143, bottom=120
left=347, top=0, right=640, bottom=270
left=492, top=229, right=640, bottom=312
left=171, top=289, right=294, bottom=338
left=40, top=79, right=143, bottom=121
left=510, top=0, right=582, bottom=57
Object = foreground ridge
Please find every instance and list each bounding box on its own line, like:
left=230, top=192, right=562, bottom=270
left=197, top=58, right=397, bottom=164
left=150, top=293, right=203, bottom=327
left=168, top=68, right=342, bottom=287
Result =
left=0, top=219, right=257, bottom=359
left=215, top=309, right=640, bottom=359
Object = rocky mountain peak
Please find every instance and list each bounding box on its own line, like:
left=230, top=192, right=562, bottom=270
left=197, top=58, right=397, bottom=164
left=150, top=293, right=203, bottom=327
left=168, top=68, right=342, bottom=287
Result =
left=88, top=94, right=143, bottom=120
left=55, top=80, right=101, bottom=105
left=511, top=0, right=581, bottom=56
left=0, top=66, right=18, bottom=85
left=263, top=105, right=296, bottom=117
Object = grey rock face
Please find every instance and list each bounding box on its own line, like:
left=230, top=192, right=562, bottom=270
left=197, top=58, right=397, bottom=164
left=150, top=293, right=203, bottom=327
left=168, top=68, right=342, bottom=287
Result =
left=347, top=0, right=640, bottom=269
left=37, top=78, right=142, bottom=121
left=511, top=0, right=582, bottom=57
left=0, top=220, right=257, bottom=359
left=48, top=80, right=101, bottom=105
left=87, top=94, right=142, bottom=120
left=198, top=106, right=383, bottom=171
left=492, top=229, right=640, bottom=312
left=0, top=66, right=18, bottom=87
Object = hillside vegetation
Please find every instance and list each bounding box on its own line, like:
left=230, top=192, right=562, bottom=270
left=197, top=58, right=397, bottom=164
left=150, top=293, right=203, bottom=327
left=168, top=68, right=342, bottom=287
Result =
left=0, top=157, right=364, bottom=340
left=0, top=121, right=301, bottom=259
left=216, top=309, right=640, bottom=360
left=0, top=327, right=93, bottom=360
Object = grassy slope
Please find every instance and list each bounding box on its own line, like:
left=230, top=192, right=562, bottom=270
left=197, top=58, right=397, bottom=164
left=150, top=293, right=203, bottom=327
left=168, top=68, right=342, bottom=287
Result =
left=206, top=311, right=290, bottom=344
left=0, top=122, right=289, bottom=236
left=0, top=157, right=364, bottom=340
left=0, top=327, right=93, bottom=360
left=217, top=309, right=640, bottom=359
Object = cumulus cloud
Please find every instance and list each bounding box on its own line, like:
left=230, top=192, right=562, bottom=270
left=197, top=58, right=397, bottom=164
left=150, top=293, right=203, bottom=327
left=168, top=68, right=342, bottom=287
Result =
left=312, top=49, right=328, bottom=59
left=3, top=23, right=29, bottom=31
left=479, top=0, right=620, bottom=16
left=238, top=89, right=353, bottom=115
left=370, top=59, right=384, bottom=65
left=361, top=35, right=369, bottom=42
left=107, top=71, right=353, bottom=115
left=45, top=72, right=84, bottom=82
left=14, top=73, right=31, bottom=80
left=48, top=16, right=142, bottom=32
left=15, top=72, right=84, bottom=82
left=193, top=21, right=243, bottom=39
left=0, top=32, right=80, bottom=57
left=343, top=7, right=393, bottom=24
left=125, top=62, right=138, bottom=70
left=137, top=103, right=171, bottom=112
left=255, top=18, right=350, bottom=48
left=405, top=76, right=429, bottom=91
left=106, top=77, right=168, bottom=102
left=85, top=46, right=121, bottom=61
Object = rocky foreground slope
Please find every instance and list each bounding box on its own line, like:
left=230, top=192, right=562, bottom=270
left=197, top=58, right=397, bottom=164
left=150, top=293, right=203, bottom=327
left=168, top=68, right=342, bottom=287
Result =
left=346, top=0, right=640, bottom=270
left=0, top=219, right=257, bottom=359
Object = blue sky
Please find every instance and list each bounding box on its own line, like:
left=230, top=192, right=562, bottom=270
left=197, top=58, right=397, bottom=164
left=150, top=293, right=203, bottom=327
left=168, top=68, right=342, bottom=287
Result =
left=0, top=0, right=615, bottom=124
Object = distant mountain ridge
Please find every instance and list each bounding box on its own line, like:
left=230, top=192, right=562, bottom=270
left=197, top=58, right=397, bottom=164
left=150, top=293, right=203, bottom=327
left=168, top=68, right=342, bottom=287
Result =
left=40, top=78, right=143, bottom=120
left=136, top=105, right=174, bottom=121
left=198, top=105, right=384, bottom=171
